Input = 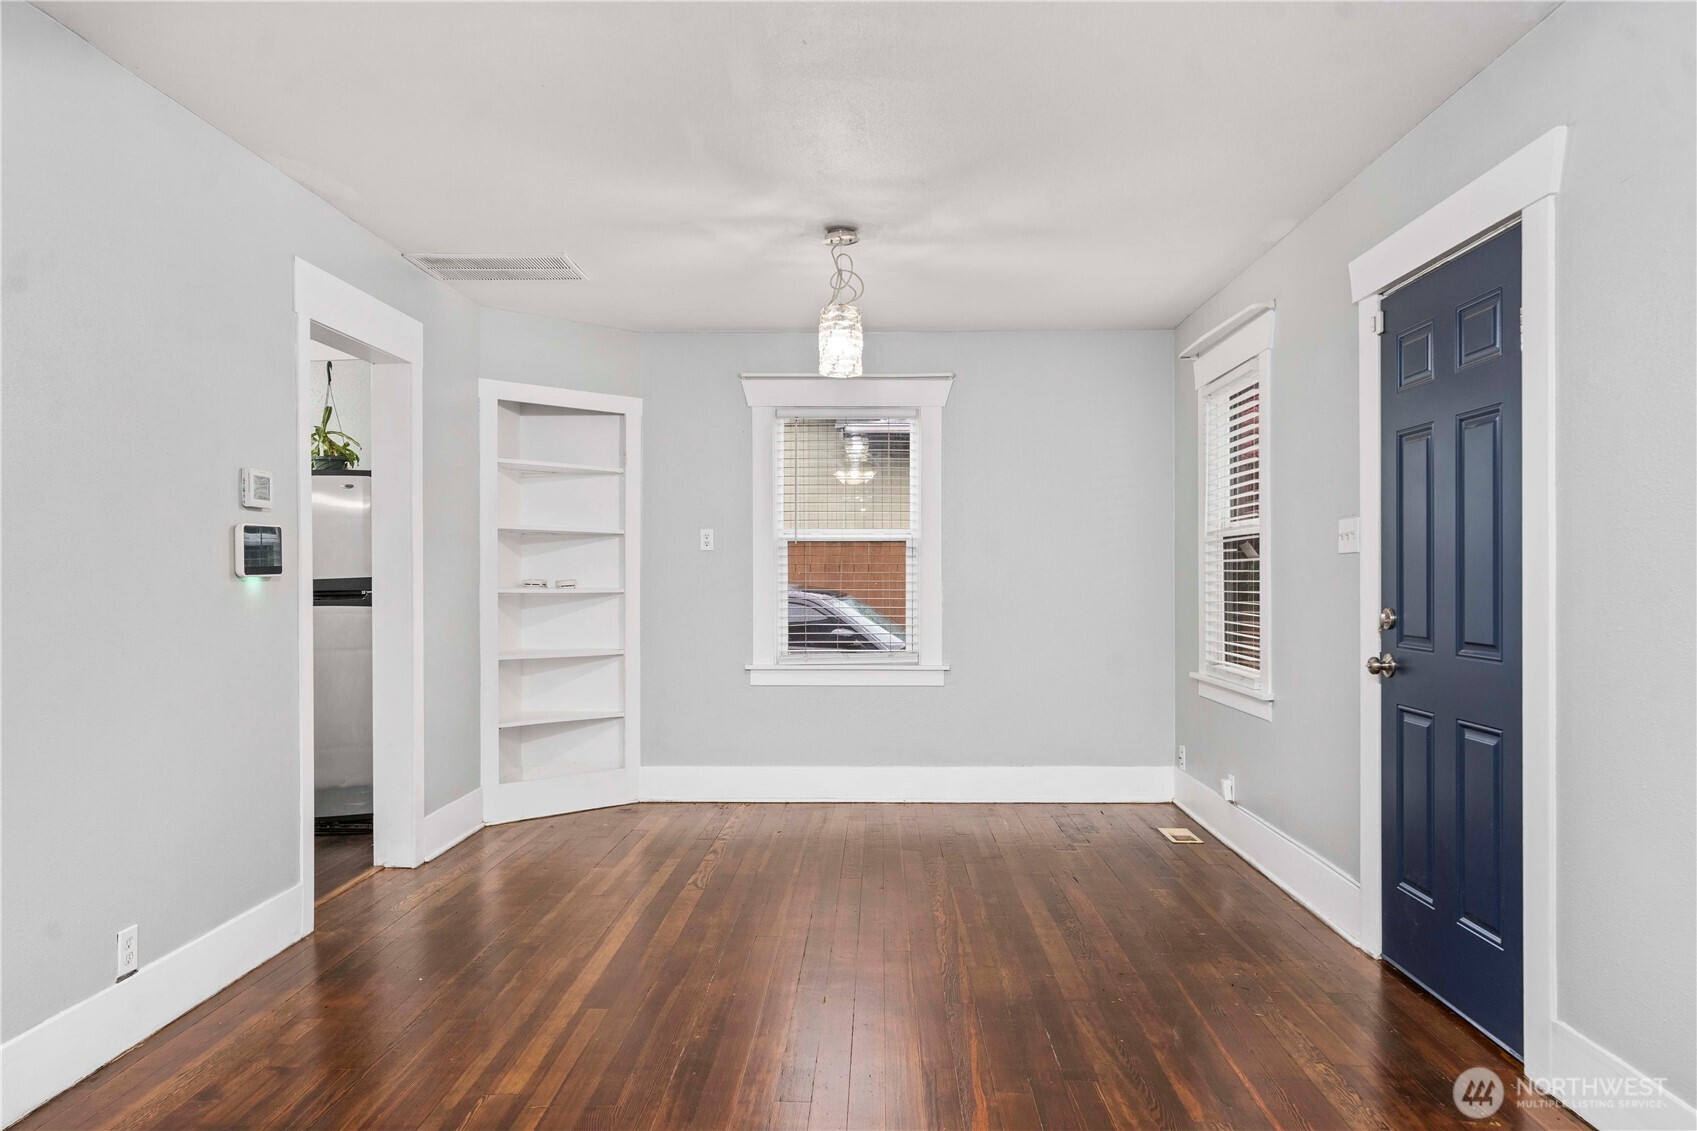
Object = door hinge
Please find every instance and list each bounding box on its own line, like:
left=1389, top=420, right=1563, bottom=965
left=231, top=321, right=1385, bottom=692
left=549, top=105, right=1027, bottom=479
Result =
left=1519, top=307, right=1524, bottom=350
left=1371, top=311, right=1385, bottom=335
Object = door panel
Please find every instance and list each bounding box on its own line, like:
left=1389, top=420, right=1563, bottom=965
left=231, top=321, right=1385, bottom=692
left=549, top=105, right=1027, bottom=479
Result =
left=1458, top=722, right=1505, bottom=942
left=1396, top=428, right=1435, bottom=649
left=1397, top=322, right=1436, bottom=388
left=1396, top=708, right=1435, bottom=903
left=1458, top=411, right=1504, bottom=659
left=1380, top=224, right=1523, bottom=1055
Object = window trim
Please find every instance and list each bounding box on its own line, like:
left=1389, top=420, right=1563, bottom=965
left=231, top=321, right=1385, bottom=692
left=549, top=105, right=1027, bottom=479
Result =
left=741, top=374, right=952, bottom=687
left=1185, top=307, right=1276, bottom=719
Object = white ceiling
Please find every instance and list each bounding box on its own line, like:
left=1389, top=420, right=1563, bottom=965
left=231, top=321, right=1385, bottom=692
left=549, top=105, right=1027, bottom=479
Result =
left=43, top=2, right=1555, bottom=331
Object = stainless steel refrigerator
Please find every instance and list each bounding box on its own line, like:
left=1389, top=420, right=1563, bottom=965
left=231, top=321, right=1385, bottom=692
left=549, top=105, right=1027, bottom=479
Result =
left=312, top=471, right=373, bottom=826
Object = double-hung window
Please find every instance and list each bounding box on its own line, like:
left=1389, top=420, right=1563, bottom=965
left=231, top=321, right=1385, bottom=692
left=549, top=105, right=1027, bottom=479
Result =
left=741, top=374, right=952, bottom=686
left=1203, top=365, right=1263, bottom=679
left=1184, top=305, right=1275, bottom=719
left=779, top=415, right=918, bottom=659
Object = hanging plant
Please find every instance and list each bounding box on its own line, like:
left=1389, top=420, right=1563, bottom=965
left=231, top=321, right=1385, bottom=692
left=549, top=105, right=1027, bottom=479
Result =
left=310, top=361, right=362, bottom=470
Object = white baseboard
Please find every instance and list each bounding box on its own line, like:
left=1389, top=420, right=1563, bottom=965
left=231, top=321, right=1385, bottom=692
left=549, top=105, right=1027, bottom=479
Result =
left=641, top=764, right=1175, bottom=803
left=421, top=788, right=484, bottom=862
left=1173, top=771, right=1364, bottom=947
left=1533, top=1020, right=1697, bottom=1131
left=0, top=883, right=304, bottom=1127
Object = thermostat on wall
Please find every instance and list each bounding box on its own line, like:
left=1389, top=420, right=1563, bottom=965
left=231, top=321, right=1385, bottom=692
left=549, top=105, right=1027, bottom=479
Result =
left=239, top=467, right=274, bottom=510
left=234, top=524, right=284, bottom=578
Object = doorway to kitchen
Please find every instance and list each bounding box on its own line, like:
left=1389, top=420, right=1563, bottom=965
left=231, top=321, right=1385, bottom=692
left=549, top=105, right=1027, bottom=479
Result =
left=308, top=342, right=376, bottom=901
left=294, top=259, right=426, bottom=931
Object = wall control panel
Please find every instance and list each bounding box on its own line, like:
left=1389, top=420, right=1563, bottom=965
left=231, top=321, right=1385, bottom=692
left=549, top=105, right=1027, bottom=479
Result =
left=234, top=524, right=283, bottom=577
left=240, top=467, right=275, bottom=511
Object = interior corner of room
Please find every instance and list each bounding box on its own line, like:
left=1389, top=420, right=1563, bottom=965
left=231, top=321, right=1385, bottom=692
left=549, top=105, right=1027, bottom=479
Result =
left=2, top=1, right=1692, bottom=1128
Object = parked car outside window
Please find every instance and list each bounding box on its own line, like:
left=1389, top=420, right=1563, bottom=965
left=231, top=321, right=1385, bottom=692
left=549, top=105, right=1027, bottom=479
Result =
left=786, top=588, right=906, bottom=652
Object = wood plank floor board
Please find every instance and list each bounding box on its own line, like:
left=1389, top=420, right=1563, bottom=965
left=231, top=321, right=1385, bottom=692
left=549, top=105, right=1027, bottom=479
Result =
left=19, top=803, right=1590, bottom=1131
left=315, top=833, right=375, bottom=902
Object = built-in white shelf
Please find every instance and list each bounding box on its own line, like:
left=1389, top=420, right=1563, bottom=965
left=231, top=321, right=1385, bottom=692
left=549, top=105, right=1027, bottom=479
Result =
left=499, top=648, right=624, bottom=662
left=482, top=379, right=642, bottom=824
left=497, top=708, right=624, bottom=730
left=497, top=457, right=624, bottom=477
left=497, top=586, right=623, bottom=597
left=498, top=525, right=623, bottom=538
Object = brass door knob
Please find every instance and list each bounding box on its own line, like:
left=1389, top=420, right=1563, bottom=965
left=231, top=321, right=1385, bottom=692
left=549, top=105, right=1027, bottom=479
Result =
left=1365, top=652, right=1398, bottom=677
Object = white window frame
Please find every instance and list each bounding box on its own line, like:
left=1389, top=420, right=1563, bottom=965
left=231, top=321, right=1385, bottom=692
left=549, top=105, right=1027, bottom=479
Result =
left=1183, top=304, right=1276, bottom=720
left=740, top=374, right=952, bottom=686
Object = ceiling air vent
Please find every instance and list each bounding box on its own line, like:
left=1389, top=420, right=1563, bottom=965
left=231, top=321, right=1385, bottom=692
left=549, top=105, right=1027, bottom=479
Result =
left=403, top=254, right=586, bottom=282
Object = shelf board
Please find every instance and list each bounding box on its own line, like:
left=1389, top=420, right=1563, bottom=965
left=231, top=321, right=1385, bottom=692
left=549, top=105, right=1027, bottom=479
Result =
left=498, top=709, right=624, bottom=730
left=498, top=586, right=623, bottom=597
left=499, top=648, right=624, bottom=662
left=497, top=458, right=624, bottom=477
left=497, top=525, right=623, bottom=538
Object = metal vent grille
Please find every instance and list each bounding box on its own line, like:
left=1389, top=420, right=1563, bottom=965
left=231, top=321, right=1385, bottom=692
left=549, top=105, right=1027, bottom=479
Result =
left=403, top=254, right=585, bottom=281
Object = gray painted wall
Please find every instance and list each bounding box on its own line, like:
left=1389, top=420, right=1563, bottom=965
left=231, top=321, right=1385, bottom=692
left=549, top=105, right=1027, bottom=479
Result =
left=480, top=308, right=640, bottom=397
left=1171, top=1, right=1695, bottom=1100
left=639, top=330, right=1175, bottom=769
left=0, top=5, right=630, bottom=1039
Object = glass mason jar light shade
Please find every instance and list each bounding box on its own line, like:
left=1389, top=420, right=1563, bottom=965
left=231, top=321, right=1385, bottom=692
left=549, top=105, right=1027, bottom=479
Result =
left=818, top=303, right=863, bottom=378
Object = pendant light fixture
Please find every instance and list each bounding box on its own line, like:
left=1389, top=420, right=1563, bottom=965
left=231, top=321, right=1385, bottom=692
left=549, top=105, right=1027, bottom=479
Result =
left=818, top=226, right=864, bottom=378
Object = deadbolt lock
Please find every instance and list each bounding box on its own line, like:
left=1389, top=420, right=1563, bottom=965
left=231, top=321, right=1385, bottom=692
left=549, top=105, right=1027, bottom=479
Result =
left=1378, top=607, right=1397, bottom=632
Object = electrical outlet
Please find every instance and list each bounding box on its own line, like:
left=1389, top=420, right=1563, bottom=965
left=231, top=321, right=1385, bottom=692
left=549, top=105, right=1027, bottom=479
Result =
left=1177, top=745, right=1187, bottom=770
left=1221, top=775, right=1236, bottom=803
left=116, top=924, right=138, bottom=980
left=699, top=528, right=715, bottom=551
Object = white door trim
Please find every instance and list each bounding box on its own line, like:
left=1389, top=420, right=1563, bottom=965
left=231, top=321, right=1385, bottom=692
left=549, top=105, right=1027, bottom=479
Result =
left=294, top=259, right=426, bottom=937
left=1349, top=127, right=1564, bottom=1074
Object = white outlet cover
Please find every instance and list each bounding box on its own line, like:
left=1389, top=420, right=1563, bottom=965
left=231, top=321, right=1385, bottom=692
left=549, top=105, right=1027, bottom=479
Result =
left=699, top=528, right=714, bottom=551
left=1337, top=515, right=1361, bottom=554
left=116, top=924, right=138, bottom=978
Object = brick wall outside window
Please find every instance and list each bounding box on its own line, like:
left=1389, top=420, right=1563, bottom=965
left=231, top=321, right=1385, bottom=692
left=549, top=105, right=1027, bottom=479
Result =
left=787, top=540, right=908, bottom=630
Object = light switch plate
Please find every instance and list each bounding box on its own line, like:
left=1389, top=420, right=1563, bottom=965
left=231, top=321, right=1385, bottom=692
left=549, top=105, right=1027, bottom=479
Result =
left=1337, top=516, right=1361, bottom=554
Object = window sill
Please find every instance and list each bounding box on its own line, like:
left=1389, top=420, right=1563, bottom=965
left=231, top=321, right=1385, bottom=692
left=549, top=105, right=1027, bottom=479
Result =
left=748, top=664, right=949, bottom=687
left=1190, top=672, right=1274, bottom=721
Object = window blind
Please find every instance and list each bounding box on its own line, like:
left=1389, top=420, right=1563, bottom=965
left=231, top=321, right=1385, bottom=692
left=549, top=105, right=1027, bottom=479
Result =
left=1202, top=371, right=1262, bottom=682
left=775, top=415, right=919, bottom=662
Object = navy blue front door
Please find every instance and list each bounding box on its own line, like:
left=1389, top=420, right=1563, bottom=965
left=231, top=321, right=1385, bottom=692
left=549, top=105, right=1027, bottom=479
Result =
left=1379, top=225, right=1523, bottom=1054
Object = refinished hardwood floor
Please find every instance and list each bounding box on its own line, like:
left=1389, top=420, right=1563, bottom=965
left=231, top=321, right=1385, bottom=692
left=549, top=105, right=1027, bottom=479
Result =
left=23, top=803, right=1585, bottom=1130
left=314, top=832, right=376, bottom=904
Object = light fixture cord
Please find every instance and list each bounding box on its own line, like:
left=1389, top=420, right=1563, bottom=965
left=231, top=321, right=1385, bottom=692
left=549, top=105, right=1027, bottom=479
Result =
left=827, top=246, right=864, bottom=306
left=325, top=360, right=345, bottom=432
